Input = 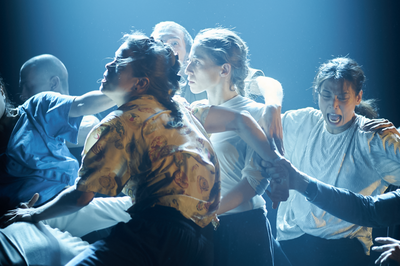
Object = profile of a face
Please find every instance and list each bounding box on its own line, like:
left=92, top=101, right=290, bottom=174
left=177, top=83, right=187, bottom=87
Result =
left=153, top=28, right=186, bottom=63
left=318, top=78, right=362, bottom=134
left=100, top=43, right=139, bottom=103
left=185, top=44, right=222, bottom=94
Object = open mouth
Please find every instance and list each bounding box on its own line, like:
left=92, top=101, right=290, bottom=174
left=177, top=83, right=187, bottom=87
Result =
left=327, top=113, right=342, bottom=124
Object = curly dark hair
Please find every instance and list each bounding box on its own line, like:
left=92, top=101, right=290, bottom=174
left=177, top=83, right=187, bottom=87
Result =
left=121, top=32, right=183, bottom=128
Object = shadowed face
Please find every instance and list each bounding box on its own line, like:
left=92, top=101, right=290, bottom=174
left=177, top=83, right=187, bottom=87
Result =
left=100, top=42, right=140, bottom=103
left=19, top=67, right=50, bottom=102
left=318, top=78, right=362, bottom=134
left=153, top=28, right=187, bottom=63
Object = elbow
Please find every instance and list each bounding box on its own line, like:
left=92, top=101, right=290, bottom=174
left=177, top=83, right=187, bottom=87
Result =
left=75, top=191, right=95, bottom=207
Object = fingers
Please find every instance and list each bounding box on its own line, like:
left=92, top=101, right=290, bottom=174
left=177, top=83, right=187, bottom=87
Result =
left=375, top=250, right=392, bottom=265
left=261, top=160, right=273, bottom=168
left=372, top=244, right=398, bottom=253
left=27, top=193, right=39, bottom=208
left=18, top=193, right=40, bottom=209
left=375, top=237, right=400, bottom=245
left=266, top=190, right=281, bottom=209
left=0, top=211, right=18, bottom=229
left=275, top=137, right=285, bottom=156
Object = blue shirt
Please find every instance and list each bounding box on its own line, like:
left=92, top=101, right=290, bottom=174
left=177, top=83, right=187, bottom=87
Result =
left=0, top=92, right=83, bottom=207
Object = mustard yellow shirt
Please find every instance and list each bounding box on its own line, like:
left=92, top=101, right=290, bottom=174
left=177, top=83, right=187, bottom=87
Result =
left=76, top=95, right=220, bottom=228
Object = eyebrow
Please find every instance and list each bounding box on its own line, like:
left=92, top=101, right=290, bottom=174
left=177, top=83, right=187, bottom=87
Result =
left=191, top=53, right=207, bottom=60
left=161, top=34, right=182, bottom=41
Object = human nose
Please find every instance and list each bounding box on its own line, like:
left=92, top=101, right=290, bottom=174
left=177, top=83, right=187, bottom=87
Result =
left=332, top=96, right=340, bottom=109
left=105, top=60, right=116, bottom=70
left=185, top=61, right=193, bottom=75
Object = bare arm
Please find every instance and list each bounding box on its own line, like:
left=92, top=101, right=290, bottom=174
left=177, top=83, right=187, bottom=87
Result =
left=69, top=91, right=116, bottom=117
left=255, top=77, right=285, bottom=155
left=204, top=106, right=280, bottom=163
left=217, top=178, right=256, bottom=215
left=0, top=186, right=95, bottom=228
left=202, top=106, right=281, bottom=214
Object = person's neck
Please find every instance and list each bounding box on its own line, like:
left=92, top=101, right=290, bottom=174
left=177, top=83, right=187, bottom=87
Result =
left=207, top=82, right=238, bottom=106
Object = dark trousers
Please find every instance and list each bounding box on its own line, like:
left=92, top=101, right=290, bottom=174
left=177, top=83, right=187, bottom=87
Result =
left=280, top=233, right=370, bottom=266
left=67, top=206, right=213, bottom=266
left=214, top=209, right=291, bottom=266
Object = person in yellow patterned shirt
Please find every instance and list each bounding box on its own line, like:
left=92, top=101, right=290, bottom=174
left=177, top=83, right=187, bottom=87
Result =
left=0, top=32, right=280, bottom=265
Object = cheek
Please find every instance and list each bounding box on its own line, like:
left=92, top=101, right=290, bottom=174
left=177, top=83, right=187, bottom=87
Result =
left=318, top=98, right=326, bottom=111
left=341, top=104, right=355, bottom=118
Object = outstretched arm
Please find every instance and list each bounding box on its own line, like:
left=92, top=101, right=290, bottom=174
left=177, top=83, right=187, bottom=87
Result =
left=264, top=158, right=400, bottom=227
left=203, top=106, right=280, bottom=163
left=201, top=106, right=282, bottom=214
left=0, top=186, right=95, bottom=228
left=69, top=91, right=116, bottom=117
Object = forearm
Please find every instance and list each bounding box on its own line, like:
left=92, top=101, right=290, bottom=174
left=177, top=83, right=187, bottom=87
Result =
left=31, top=186, right=94, bottom=222
left=217, top=178, right=256, bottom=215
left=204, top=106, right=279, bottom=162
left=236, top=111, right=279, bottom=162
left=69, top=91, right=115, bottom=117
left=300, top=178, right=400, bottom=227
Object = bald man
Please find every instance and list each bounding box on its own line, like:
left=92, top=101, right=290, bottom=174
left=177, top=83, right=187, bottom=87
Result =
left=19, top=54, right=69, bottom=102
left=19, top=54, right=100, bottom=156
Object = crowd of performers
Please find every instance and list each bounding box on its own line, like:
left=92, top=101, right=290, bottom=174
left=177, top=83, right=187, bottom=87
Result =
left=0, top=21, right=399, bottom=266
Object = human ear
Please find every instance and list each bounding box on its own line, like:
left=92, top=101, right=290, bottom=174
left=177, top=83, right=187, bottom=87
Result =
left=50, top=76, right=61, bottom=92
left=220, top=63, right=231, bottom=77
left=355, top=90, right=363, bottom=105
left=135, top=77, right=150, bottom=93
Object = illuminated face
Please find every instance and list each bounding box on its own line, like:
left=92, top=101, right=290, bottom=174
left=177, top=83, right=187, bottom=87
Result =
left=19, top=67, right=50, bottom=102
left=153, top=28, right=187, bottom=62
left=100, top=42, right=139, bottom=103
left=318, top=79, right=362, bottom=134
left=185, top=44, right=222, bottom=94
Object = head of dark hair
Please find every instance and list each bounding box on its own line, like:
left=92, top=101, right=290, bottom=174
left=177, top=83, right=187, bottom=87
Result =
left=193, top=28, right=249, bottom=96
left=121, top=32, right=183, bottom=128
left=313, top=57, right=378, bottom=119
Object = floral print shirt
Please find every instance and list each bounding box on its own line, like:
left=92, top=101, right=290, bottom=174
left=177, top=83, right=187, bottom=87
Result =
left=76, top=95, right=220, bottom=228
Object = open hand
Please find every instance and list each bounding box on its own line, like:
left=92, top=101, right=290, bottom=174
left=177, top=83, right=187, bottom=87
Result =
left=362, top=119, right=399, bottom=136
left=372, top=237, right=400, bottom=265
left=0, top=193, right=39, bottom=228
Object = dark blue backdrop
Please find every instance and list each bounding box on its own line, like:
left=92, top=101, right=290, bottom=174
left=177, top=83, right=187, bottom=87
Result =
left=0, top=0, right=399, bottom=125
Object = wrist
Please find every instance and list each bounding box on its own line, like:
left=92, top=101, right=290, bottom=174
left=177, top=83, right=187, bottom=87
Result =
left=301, top=177, right=318, bottom=201
left=29, top=207, right=42, bottom=223
left=291, top=170, right=309, bottom=193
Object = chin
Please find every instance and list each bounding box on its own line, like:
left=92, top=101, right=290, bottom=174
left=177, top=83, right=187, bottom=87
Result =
left=190, top=87, right=205, bottom=95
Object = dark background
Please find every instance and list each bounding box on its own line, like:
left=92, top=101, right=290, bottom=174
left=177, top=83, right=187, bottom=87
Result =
left=0, top=0, right=399, bottom=126
left=0, top=1, right=399, bottom=263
